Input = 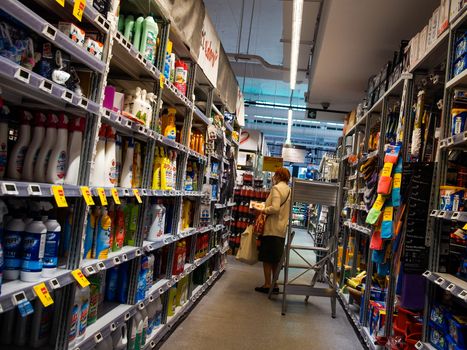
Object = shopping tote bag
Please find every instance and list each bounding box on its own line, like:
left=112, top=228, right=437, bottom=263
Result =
left=236, top=225, right=258, bottom=265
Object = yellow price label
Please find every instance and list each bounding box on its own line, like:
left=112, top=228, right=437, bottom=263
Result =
left=393, top=173, right=402, bottom=188
left=51, top=185, right=68, bottom=208
left=96, top=188, right=108, bottom=206
left=72, top=269, right=90, bottom=288
left=33, top=283, right=54, bottom=307
left=73, top=0, right=86, bottom=21
left=111, top=188, right=121, bottom=205
left=56, top=0, right=65, bottom=6
left=80, top=186, right=95, bottom=206
left=373, top=195, right=385, bottom=211
left=381, top=162, right=393, bottom=177
left=133, top=189, right=142, bottom=203
left=159, top=75, right=165, bottom=89
left=463, top=223, right=467, bottom=230
left=383, top=206, right=394, bottom=221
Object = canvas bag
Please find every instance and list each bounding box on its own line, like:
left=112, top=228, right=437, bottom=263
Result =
left=236, top=225, right=258, bottom=265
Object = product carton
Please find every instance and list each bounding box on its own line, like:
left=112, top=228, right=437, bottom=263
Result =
left=438, top=0, right=450, bottom=35
left=58, top=22, right=85, bottom=47
left=84, top=38, right=104, bottom=60
left=418, top=25, right=428, bottom=60
left=428, top=7, right=441, bottom=47
left=450, top=0, right=465, bottom=21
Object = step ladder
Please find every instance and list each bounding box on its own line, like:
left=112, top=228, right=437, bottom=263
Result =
left=268, top=180, right=341, bottom=318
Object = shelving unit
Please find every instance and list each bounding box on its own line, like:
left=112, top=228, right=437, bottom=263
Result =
left=0, top=1, right=242, bottom=349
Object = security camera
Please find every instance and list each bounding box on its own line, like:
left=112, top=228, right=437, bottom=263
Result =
left=321, top=102, right=330, bottom=110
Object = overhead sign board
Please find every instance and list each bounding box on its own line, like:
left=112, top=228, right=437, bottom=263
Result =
left=197, top=14, right=220, bottom=88
left=282, top=145, right=306, bottom=163
left=263, top=157, right=283, bottom=172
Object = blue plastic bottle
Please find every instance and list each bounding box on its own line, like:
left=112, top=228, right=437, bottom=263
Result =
left=0, top=200, right=8, bottom=290
left=136, top=256, right=148, bottom=302
left=105, top=265, right=119, bottom=302
left=83, top=207, right=97, bottom=259
left=21, top=216, right=47, bottom=282
left=4, top=215, right=25, bottom=280
left=117, top=262, right=129, bottom=303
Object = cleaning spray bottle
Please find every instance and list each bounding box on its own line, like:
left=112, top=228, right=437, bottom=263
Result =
left=90, top=124, right=107, bottom=187
left=83, top=207, right=98, bottom=259
left=120, top=138, right=134, bottom=188
left=112, top=204, right=125, bottom=252
left=128, top=311, right=142, bottom=350
left=94, top=207, right=111, bottom=259
left=144, top=92, right=155, bottom=128
left=140, top=16, right=159, bottom=63
left=7, top=111, right=33, bottom=180
left=35, top=113, right=58, bottom=183
left=21, top=206, right=47, bottom=282
left=45, top=113, right=68, bottom=184
left=164, top=108, right=176, bottom=140
left=65, top=117, right=85, bottom=185
left=136, top=255, right=148, bottom=302
left=68, top=287, right=81, bottom=346
left=87, top=272, right=104, bottom=326
left=22, top=112, right=46, bottom=181
left=132, top=16, right=144, bottom=51
left=132, top=141, right=142, bottom=188
left=140, top=305, right=149, bottom=347
left=146, top=298, right=157, bottom=336
left=104, top=126, right=117, bottom=187
left=112, top=322, right=128, bottom=350
left=0, top=99, right=10, bottom=179
left=77, top=285, right=91, bottom=342
left=42, top=204, right=61, bottom=277
left=147, top=200, right=166, bottom=241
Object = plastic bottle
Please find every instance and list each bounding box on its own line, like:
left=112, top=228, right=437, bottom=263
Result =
left=146, top=298, right=157, bottom=336
left=140, top=16, right=159, bottom=63
left=65, top=117, right=85, bottom=185
left=112, top=205, right=125, bottom=251
left=112, top=323, right=128, bottom=350
left=7, top=111, right=33, bottom=180
left=164, top=108, right=176, bottom=140
left=0, top=99, right=10, bottom=179
left=0, top=200, right=7, bottom=289
left=14, top=311, right=32, bottom=346
left=133, top=16, right=144, bottom=51
left=83, top=207, right=98, bottom=259
left=22, top=112, right=46, bottom=181
left=4, top=214, right=25, bottom=280
left=147, top=201, right=166, bottom=241
left=69, top=287, right=81, bottom=345
left=174, top=59, right=188, bottom=96
left=30, top=296, right=55, bottom=348
left=117, top=261, right=129, bottom=303
left=35, top=113, right=58, bottom=183
left=21, top=215, right=47, bottom=282
left=105, top=265, right=119, bottom=302
left=123, top=15, right=135, bottom=42
left=154, top=297, right=163, bottom=327
left=167, top=286, right=177, bottom=316
left=146, top=253, right=155, bottom=290
left=88, top=272, right=103, bottom=326
left=94, top=207, right=111, bottom=259
left=163, top=41, right=173, bottom=79
left=115, top=134, right=122, bottom=185
left=170, top=53, right=176, bottom=82
left=104, top=126, right=117, bottom=187
left=144, top=92, right=155, bottom=128
left=136, top=255, right=148, bottom=302
left=120, top=138, right=134, bottom=188
left=42, top=212, right=61, bottom=276
left=132, top=141, right=142, bottom=188
left=140, top=306, right=149, bottom=347
left=77, top=286, right=90, bottom=341
left=90, top=124, right=107, bottom=187
left=131, top=87, right=147, bottom=124
left=118, top=14, right=125, bottom=33
left=45, top=113, right=68, bottom=184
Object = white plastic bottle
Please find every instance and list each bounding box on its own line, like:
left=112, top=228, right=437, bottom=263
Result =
left=120, top=138, right=134, bottom=188
left=4, top=215, right=25, bottom=280
left=7, top=111, right=33, bottom=180
left=112, top=323, right=128, bottom=350
left=77, top=286, right=90, bottom=341
left=34, top=113, right=58, bottom=183
left=147, top=202, right=166, bottom=241
left=104, top=126, right=117, bottom=187
left=0, top=100, right=10, bottom=179
left=90, top=124, right=107, bottom=187
left=65, top=117, right=85, bottom=185
left=131, top=87, right=146, bottom=123
left=129, top=310, right=144, bottom=350
left=145, top=298, right=157, bottom=336
left=146, top=253, right=155, bottom=290
left=140, top=306, right=149, bottom=347
left=20, top=216, right=47, bottom=282
left=22, top=112, right=46, bottom=181
left=45, top=113, right=68, bottom=184
left=42, top=214, right=61, bottom=276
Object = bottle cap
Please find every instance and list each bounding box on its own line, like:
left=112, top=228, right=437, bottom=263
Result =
left=70, top=117, right=86, bottom=132
left=34, top=112, right=47, bottom=127
left=98, top=124, right=107, bottom=138
left=47, top=113, right=59, bottom=127
left=106, top=126, right=116, bottom=140
left=21, top=111, right=33, bottom=124
left=57, top=113, right=69, bottom=128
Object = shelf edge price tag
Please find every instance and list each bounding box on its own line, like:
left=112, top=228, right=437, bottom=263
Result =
left=33, top=283, right=54, bottom=307
left=72, top=269, right=90, bottom=288
left=133, top=189, right=142, bottom=203
left=463, top=223, right=467, bottom=230
left=97, top=188, right=108, bottom=206
left=111, top=188, right=121, bottom=205
left=56, top=0, right=65, bottom=6
left=80, top=186, right=95, bottom=206
left=159, top=75, right=165, bottom=89
left=51, top=185, right=68, bottom=208
left=73, top=0, right=86, bottom=22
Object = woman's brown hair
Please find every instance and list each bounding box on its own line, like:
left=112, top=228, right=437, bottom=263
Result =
left=274, top=167, right=291, bottom=183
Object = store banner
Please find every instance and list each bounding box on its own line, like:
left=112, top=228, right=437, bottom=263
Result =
left=197, top=14, right=220, bottom=88
left=263, top=156, right=283, bottom=172
left=239, top=129, right=261, bottom=152
left=282, top=145, right=306, bottom=163
left=217, top=44, right=239, bottom=113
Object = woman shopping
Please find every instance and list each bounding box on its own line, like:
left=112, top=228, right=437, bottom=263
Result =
left=255, top=167, right=291, bottom=294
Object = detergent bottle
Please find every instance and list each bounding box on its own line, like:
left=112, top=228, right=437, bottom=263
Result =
left=45, top=113, right=68, bottom=184
left=140, top=16, right=159, bottom=63
left=94, top=207, right=111, bottom=259
left=65, top=117, right=85, bottom=185
left=34, top=113, right=58, bottom=182
left=104, top=126, right=117, bottom=187
left=7, top=111, right=32, bottom=180
left=90, top=124, right=107, bottom=187
left=0, top=99, right=10, bottom=179
left=120, top=138, right=134, bottom=188
left=22, top=112, right=46, bottom=181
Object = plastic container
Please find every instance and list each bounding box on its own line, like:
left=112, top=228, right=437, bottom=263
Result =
left=430, top=322, right=449, bottom=350
left=42, top=216, right=61, bottom=276
left=105, top=265, right=119, bottom=302
left=0, top=100, right=10, bottom=179
left=112, top=323, right=128, bottom=350
left=45, top=113, right=68, bottom=184
left=448, top=314, right=467, bottom=347
left=104, top=126, right=117, bottom=187
left=20, top=219, right=47, bottom=282
left=77, top=286, right=90, bottom=340
left=34, top=113, right=58, bottom=183
left=147, top=202, right=166, bottom=241
left=94, top=207, right=111, bottom=259
left=455, top=31, right=467, bottom=60
left=65, top=117, right=85, bottom=185
left=123, top=15, right=135, bottom=42
left=30, top=297, right=55, bottom=348
left=140, top=16, right=159, bottom=63
left=133, top=16, right=144, bottom=51
left=22, top=112, right=46, bottom=181
left=90, top=125, right=107, bottom=187
left=88, top=272, right=104, bottom=326
left=120, top=138, right=134, bottom=188
left=7, top=111, right=32, bottom=180
left=451, top=109, right=467, bottom=136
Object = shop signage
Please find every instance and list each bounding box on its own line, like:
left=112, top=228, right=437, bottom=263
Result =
left=198, top=14, right=220, bottom=87
left=263, top=156, right=283, bottom=172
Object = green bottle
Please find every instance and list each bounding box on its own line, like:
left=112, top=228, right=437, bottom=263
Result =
left=133, top=16, right=144, bottom=51
left=140, top=16, right=159, bottom=63
left=118, top=14, right=125, bottom=33
left=123, top=15, right=135, bottom=42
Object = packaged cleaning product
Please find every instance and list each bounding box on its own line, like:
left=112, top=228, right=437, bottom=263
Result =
left=174, top=59, right=188, bottom=95
left=90, top=124, right=107, bottom=187
left=30, top=296, right=55, bottom=348
left=112, top=323, right=128, bottom=350
left=124, top=202, right=139, bottom=246
left=164, top=108, right=177, bottom=140
left=123, top=15, right=135, bottom=41
left=77, top=286, right=90, bottom=340
left=132, top=141, right=142, bottom=188
left=58, top=22, right=85, bottom=46
left=45, top=113, right=68, bottom=184
left=7, top=111, right=32, bottom=180
left=136, top=255, right=148, bottom=302
left=121, top=138, right=134, bottom=188
left=112, top=205, right=126, bottom=252
left=117, top=262, right=129, bottom=303
left=167, top=286, right=177, bottom=316
left=146, top=253, right=155, bottom=289
left=22, top=112, right=46, bottom=181
left=83, top=207, right=98, bottom=259
left=0, top=98, right=10, bottom=179
left=87, top=272, right=104, bottom=326
left=4, top=215, right=24, bottom=280
left=21, top=217, right=47, bottom=282
left=104, top=127, right=117, bottom=187
left=93, top=207, right=111, bottom=259
left=451, top=108, right=467, bottom=135
left=140, top=16, right=159, bottom=63
left=147, top=201, right=166, bottom=241
left=105, top=265, right=119, bottom=302
left=65, top=117, right=85, bottom=185
left=43, top=213, right=61, bottom=276
left=35, top=113, right=58, bottom=183
left=133, top=16, right=144, bottom=50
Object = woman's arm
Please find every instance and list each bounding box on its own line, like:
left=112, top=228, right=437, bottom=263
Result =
left=263, top=186, right=281, bottom=215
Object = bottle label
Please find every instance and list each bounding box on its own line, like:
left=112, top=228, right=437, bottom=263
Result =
left=144, top=31, right=157, bottom=62
left=78, top=300, right=89, bottom=336
left=109, top=159, right=117, bottom=185
left=16, top=146, right=28, bottom=173
left=56, top=150, right=67, bottom=179
left=21, top=232, right=46, bottom=272
left=68, top=303, right=79, bottom=341
left=43, top=231, right=60, bottom=268
left=4, top=230, right=22, bottom=270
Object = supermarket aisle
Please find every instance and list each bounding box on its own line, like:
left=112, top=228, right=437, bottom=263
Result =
left=161, top=230, right=363, bottom=350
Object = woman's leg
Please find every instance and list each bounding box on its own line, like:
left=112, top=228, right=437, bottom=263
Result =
left=263, top=262, right=272, bottom=288
left=271, top=262, right=279, bottom=288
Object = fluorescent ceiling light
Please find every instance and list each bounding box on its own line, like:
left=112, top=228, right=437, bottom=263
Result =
left=286, top=109, right=293, bottom=143
left=290, top=0, right=304, bottom=90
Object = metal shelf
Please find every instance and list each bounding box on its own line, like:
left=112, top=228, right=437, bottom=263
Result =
left=415, top=341, right=437, bottom=350
left=446, top=68, right=467, bottom=89
left=439, top=131, right=467, bottom=149
left=3, top=0, right=106, bottom=74
left=410, top=30, right=449, bottom=73
left=194, top=107, right=210, bottom=125
left=423, top=271, right=467, bottom=304
left=0, top=268, right=73, bottom=313
left=430, top=210, right=467, bottom=222
left=80, top=246, right=142, bottom=277
left=187, top=149, right=208, bottom=163
left=0, top=56, right=99, bottom=115
left=343, top=220, right=372, bottom=236
left=0, top=181, right=82, bottom=197
left=100, top=108, right=152, bottom=142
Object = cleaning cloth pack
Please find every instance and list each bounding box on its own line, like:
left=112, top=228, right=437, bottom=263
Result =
left=366, top=194, right=386, bottom=225
left=381, top=205, right=394, bottom=239
left=377, top=162, right=393, bottom=195
left=392, top=157, right=403, bottom=207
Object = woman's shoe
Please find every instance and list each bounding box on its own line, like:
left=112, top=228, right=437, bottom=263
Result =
left=272, top=287, right=279, bottom=294
left=254, top=286, right=269, bottom=294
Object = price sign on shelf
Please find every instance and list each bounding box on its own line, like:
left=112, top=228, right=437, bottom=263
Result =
left=133, top=189, right=142, bottom=203
left=111, top=188, right=121, bottom=205
left=72, top=269, right=90, bottom=288
left=56, top=0, right=65, bottom=6
left=159, top=75, right=165, bottom=89
left=463, top=223, right=467, bottom=230
left=80, top=186, right=95, bottom=206
left=96, top=188, right=108, bottom=206
left=52, top=185, right=68, bottom=207
left=33, top=283, right=54, bottom=307
left=73, top=0, right=86, bottom=21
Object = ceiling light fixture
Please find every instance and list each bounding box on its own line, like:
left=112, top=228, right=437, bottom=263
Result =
left=290, top=0, right=304, bottom=90
left=286, top=108, right=293, bottom=144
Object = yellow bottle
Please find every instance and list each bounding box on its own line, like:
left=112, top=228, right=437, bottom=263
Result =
left=164, top=108, right=176, bottom=140
left=160, top=148, right=168, bottom=190
left=152, top=147, right=161, bottom=190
